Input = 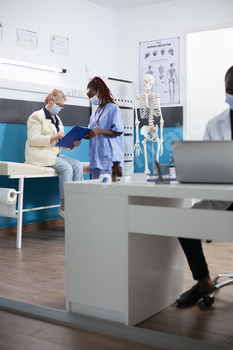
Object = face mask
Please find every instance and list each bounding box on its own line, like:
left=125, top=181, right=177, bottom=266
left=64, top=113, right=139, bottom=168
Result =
left=90, top=95, right=100, bottom=106
left=225, top=93, right=233, bottom=110
left=50, top=104, right=61, bottom=115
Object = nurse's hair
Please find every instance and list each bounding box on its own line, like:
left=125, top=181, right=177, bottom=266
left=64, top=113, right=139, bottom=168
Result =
left=225, top=66, right=233, bottom=81
left=44, top=89, right=67, bottom=104
left=87, top=77, right=116, bottom=104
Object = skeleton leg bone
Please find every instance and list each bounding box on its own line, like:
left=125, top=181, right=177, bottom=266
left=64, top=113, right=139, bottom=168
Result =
left=156, top=140, right=161, bottom=162
left=142, top=139, right=150, bottom=174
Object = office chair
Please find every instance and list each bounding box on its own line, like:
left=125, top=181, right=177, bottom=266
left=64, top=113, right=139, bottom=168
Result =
left=203, top=273, right=233, bottom=306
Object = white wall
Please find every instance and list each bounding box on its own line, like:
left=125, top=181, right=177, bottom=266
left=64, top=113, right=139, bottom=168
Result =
left=116, top=0, right=233, bottom=136
left=0, top=0, right=117, bottom=104
left=1, top=0, right=233, bottom=117
left=187, top=27, right=233, bottom=140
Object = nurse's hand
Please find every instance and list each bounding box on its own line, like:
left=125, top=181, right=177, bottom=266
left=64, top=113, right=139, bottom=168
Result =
left=87, top=129, right=100, bottom=138
left=73, top=140, right=81, bottom=147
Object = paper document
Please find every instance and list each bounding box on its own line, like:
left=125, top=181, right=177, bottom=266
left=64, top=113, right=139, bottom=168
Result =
left=56, top=126, right=91, bottom=148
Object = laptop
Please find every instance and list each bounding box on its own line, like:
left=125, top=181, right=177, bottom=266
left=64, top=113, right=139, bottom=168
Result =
left=172, top=140, right=233, bottom=184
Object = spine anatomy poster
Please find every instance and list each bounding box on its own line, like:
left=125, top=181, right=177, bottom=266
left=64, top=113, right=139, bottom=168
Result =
left=139, top=37, right=180, bottom=104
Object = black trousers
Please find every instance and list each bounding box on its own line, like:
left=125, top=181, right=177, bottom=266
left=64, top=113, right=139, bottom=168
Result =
left=178, top=202, right=233, bottom=281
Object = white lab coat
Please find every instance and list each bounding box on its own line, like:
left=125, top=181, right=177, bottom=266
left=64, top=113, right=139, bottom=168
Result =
left=193, top=108, right=232, bottom=211
left=203, top=108, right=231, bottom=141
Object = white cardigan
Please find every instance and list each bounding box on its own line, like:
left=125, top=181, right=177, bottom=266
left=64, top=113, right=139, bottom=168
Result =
left=25, top=108, right=64, bottom=167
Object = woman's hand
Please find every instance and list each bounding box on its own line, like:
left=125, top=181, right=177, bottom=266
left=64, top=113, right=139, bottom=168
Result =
left=73, top=140, right=81, bottom=147
left=87, top=129, right=100, bottom=138
left=50, top=131, right=65, bottom=144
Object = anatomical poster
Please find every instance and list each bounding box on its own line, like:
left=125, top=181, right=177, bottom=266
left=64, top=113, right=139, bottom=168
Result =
left=139, top=37, right=180, bottom=104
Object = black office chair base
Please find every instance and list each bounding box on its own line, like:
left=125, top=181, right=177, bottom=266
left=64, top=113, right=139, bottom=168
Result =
left=202, top=273, right=233, bottom=306
left=203, top=295, right=215, bottom=306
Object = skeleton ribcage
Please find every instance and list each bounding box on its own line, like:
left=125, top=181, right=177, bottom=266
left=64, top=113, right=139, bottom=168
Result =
left=139, top=94, right=161, bottom=125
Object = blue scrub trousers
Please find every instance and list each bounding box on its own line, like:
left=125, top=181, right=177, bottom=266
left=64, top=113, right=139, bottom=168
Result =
left=92, top=168, right=111, bottom=180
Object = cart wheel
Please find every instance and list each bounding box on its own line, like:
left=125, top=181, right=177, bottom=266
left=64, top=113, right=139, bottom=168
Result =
left=203, top=296, right=214, bottom=306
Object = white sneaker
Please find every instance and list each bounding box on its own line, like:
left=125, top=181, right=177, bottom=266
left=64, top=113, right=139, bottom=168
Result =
left=59, top=208, right=65, bottom=219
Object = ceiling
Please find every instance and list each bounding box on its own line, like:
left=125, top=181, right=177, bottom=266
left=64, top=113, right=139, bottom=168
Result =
left=86, top=0, right=174, bottom=11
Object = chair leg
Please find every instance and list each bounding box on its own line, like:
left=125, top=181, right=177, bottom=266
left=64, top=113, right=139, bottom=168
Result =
left=202, top=274, right=233, bottom=306
left=214, top=275, right=233, bottom=292
left=213, top=273, right=233, bottom=283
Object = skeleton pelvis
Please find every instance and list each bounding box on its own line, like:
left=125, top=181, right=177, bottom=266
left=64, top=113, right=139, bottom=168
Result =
left=141, top=125, right=158, bottom=140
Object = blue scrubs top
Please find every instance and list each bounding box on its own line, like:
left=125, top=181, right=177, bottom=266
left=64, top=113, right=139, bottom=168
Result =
left=88, top=102, right=124, bottom=170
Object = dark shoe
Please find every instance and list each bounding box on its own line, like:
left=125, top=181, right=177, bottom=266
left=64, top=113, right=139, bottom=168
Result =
left=177, top=283, right=215, bottom=305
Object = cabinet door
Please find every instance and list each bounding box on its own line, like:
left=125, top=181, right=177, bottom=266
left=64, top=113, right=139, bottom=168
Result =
left=117, top=81, right=125, bottom=107
left=124, top=135, right=134, bottom=160
left=108, top=79, right=118, bottom=104
left=123, top=161, right=134, bottom=176
left=121, top=109, right=134, bottom=134
left=123, top=82, right=133, bottom=107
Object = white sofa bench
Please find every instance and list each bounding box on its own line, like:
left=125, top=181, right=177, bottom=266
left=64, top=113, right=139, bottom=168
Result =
left=0, top=161, right=91, bottom=248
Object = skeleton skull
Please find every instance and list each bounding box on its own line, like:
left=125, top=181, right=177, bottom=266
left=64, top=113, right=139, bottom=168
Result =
left=143, top=74, right=155, bottom=91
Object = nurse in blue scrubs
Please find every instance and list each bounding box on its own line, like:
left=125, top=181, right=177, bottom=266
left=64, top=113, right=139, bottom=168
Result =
left=85, top=77, right=124, bottom=179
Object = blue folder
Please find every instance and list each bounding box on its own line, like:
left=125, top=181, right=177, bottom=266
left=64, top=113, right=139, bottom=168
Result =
left=56, top=126, right=91, bottom=148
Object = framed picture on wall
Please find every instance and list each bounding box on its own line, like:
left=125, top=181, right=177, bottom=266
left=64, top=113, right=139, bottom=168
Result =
left=139, top=37, right=180, bottom=104
left=17, top=28, right=38, bottom=50
left=50, top=35, right=69, bottom=56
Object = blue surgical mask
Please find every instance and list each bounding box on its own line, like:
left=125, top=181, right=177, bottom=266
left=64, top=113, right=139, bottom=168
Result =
left=225, top=93, right=233, bottom=110
left=50, top=104, right=61, bottom=115
left=90, top=95, right=100, bottom=106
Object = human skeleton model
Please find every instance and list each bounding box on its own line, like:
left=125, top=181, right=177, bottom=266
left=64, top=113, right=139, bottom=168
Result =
left=134, top=74, right=164, bottom=174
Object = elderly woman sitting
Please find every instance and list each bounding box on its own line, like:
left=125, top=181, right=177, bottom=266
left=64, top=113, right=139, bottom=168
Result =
left=25, top=88, right=83, bottom=219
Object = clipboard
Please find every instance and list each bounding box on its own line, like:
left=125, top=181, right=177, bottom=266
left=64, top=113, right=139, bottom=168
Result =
left=56, top=126, right=91, bottom=148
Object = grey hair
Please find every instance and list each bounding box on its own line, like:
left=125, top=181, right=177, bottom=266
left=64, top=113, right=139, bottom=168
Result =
left=44, top=88, right=67, bottom=104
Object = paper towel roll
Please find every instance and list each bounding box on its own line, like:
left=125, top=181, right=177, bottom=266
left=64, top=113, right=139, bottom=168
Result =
left=0, top=188, right=17, bottom=204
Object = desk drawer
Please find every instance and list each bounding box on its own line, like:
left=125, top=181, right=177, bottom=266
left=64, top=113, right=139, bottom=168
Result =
left=128, top=205, right=233, bottom=242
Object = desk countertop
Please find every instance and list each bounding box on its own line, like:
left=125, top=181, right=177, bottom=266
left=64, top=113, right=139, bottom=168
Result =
left=65, top=179, right=233, bottom=202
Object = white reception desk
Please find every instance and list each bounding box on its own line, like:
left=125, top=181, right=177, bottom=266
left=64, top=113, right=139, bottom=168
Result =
left=65, top=179, right=233, bottom=326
